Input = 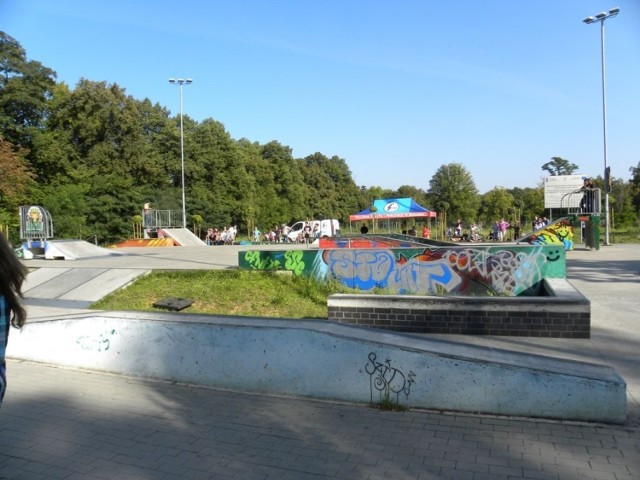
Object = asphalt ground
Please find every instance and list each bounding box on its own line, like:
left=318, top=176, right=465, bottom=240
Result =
left=1, top=242, right=639, bottom=479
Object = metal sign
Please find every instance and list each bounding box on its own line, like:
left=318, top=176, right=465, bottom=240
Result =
left=544, top=175, right=586, bottom=209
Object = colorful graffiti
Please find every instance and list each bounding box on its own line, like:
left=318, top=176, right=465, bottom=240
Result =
left=239, top=244, right=565, bottom=296
left=319, top=237, right=421, bottom=249
left=519, top=217, right=575, bottom=251
left=242, top=250, right=312, bottom=275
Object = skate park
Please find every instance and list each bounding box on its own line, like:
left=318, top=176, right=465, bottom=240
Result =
left=8, top=226, right=639, bottom=425
left=5, top=226, right=640, bottom=479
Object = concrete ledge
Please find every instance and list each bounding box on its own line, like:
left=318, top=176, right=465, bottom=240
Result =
left=328, top=279, right=590, bottom=338
left=7, top=311, right=624, bottom=423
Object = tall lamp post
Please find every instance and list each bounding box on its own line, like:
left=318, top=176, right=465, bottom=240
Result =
left=168, top=78, right=193, bottom=229
left=583, top=7, right=619, bottom=246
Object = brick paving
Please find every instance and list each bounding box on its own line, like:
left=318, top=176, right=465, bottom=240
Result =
left=1, top=360, right=639, bottom=480
left=1, top=243, right=639, bottom=479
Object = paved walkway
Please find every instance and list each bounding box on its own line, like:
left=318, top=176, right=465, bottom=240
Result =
left=1, top=244, right=639, bottom=479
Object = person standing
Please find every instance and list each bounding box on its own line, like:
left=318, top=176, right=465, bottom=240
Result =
left=580, top=177, right=595, bottom=213
left=492, top=221, right=500, bottom=241
left=422, top=225, right=430, bottom=239
left=454, top=219, right=463, bottom=238
left=498, top=218, right=510, bottom=242
left=303, top=222, right=312, bottom=243
left=0, top=233, right=27, bottom=405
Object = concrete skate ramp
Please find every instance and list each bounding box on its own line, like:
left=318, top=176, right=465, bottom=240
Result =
left=517, top=217, right=574, bottom=250
left=8, top=312, right=626, bottom=423
left=160, top=228, right=207, bottom=246
left=44, top=240, right=124, bottom=260
left=115, top=238, right=175, bottom=248
left=22, top=268, right=149, bottom=308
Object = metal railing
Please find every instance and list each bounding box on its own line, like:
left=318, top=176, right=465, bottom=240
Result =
left=142, top=209, right=182, bottom=229
left=561, top=188, right=601, bottom=215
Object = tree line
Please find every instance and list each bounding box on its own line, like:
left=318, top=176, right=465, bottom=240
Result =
left=1, top=32, right=638, bottom=245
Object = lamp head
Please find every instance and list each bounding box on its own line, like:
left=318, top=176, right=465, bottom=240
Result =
left=609, top=7, right=620, bottom=16
left=582, top=16, right=595, bottom=24
left=595, top=12, right=607, bottom=19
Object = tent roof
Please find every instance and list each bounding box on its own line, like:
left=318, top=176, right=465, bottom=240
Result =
left=349, top=198, right=437, bottom=221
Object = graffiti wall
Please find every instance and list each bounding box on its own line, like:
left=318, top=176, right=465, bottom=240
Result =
left=239, top=244, right=566, bottom=296
left=518, top=217, right=575, bottom=251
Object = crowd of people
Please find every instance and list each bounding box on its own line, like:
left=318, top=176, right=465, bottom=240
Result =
left=446, top=218, right=525, bottom=242
left=531, top=216, right=549, bottom=231
left=206, top=216, right=548, bottom=246
left=205, top=225, right=237, bottom=245
left=360, top=223, right=431, bottom=238
left=254, top=224, right=290, bottom=243
left=252, top=223, right=319, bottom=244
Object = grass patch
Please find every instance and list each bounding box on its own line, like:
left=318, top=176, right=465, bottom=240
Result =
left=611, top=226, right=640, bottom=243
left=91, top=269, right=352, bottom=319
left=373, top=395, right=409, bottom=412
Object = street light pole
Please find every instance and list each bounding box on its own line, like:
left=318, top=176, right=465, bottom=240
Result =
left=583, top=7, right=619, bottom=246
left=168, top=78, right=193, bottom=229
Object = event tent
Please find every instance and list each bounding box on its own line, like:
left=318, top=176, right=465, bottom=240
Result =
left=349, top=198, right=437, bottom=221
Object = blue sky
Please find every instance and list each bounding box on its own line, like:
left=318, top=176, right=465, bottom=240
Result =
left=3, top=0, right=639, bottom=193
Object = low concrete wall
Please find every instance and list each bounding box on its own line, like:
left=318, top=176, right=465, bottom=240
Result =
left=7, top=311, right=624, bottom=423
left=328, top=278, right=590, bottom=338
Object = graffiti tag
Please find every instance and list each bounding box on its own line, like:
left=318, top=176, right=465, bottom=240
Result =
left=76, top=329, right=116, bottom=352
left=365, top=352, right=416, bottom=404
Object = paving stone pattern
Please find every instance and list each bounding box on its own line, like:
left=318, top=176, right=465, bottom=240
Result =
left=1, top=361, right=639, bottom=480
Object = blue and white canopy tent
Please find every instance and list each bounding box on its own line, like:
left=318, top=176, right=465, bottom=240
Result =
left=349, top=198, right=437, bottom=233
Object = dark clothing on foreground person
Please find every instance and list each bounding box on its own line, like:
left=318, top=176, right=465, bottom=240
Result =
left=0, top=233, right=27, bottom=404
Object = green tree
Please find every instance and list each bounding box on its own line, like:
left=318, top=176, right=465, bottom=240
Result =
left=394, top=185, right=429, bottom=208
left=541, top=157, right=579, bottom=176
left=85, top=173, right=144, bottom=244
left=518, top=187, right=545, bottom=230
left=608, top=177, right=636, bottom=228
left=0, top=135, right=35, bottom=216
left=188, top=118, right=249, bottom=228
left=260, top=141, right=305, bottom=223
left=38, top=182, right=89, bottom=239
left=629, top=162, right=640, bottom=219
left=299, top=152, right=360, bottom=222
left=0, top=32, right=57, bottom=149
left=427, top=163, right=479, bottom=225
left=479, top=187, right=515, bottom=225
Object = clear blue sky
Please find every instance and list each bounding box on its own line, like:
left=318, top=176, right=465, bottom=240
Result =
left=3, top=0, right=639, bottom=193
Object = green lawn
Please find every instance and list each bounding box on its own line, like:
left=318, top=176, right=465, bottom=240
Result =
left=91, top=269, right=351, bottom=319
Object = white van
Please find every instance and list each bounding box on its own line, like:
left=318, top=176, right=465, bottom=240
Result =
left=286, top=219, right=340, bottom=243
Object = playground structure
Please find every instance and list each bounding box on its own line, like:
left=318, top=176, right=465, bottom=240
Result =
left=17, top=205, right=55, bottom=258
left=140, top=207, right=206, bottom=246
